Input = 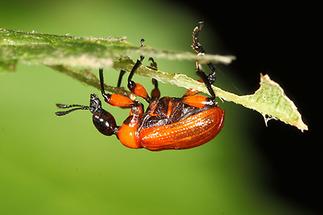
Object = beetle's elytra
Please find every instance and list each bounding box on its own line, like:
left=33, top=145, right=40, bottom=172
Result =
left=56, top=21, right=224, bottom=151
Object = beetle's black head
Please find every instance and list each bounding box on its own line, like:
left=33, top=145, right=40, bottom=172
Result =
left=90, top=94, right=117, bottom=136
left=55, top=93, right=117, bottom=136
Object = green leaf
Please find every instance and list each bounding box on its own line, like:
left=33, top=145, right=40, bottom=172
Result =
left=0, top=28, right=234, bottom=70
left=240, top=74, right=308, bottom=131
left=0, top=27, right=307, bottom=131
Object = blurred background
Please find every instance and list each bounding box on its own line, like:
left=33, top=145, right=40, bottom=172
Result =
left=0, top=0, right=320, bottom=214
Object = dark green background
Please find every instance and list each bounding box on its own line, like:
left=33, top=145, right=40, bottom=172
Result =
left=0, top=0, right=311, bottom=214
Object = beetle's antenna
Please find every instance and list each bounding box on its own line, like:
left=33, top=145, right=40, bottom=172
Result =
left=55, top=103, right=89, bottom=116
left=56, top=104, right=87, bottom=109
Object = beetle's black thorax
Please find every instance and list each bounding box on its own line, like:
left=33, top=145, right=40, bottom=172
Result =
left=140, top=96, right=208, bottom=129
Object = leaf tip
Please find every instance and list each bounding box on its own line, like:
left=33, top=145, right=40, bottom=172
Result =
left=260, top=73, right=275, bottom=85
left=296, top=119, right=308, bottom=132
left=259, top=73, right=308, bottom=132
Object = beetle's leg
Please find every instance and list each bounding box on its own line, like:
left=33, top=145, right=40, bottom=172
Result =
left=99, top=68, right=135, bottom=108
left=117, top=70, right=126, bottom=87
left=147, top=57, right=158, bottom=70
left=151, top=78, right=160, bottom=100
left=182, top=70, right=214, bottom=99
left=116, top=101, right=144, bottom=149
left=97, top=69, right=145, bottom=146
left=147, top=57, right=161, bottom=100
left=196, top=67, right=216, bottom=100
left=127, top=55, right=151, bottom=102
left=182, top=69, right=217, bottom=108
left=192, top=21, right=206, bottom=54
left=182, top=94, right=216, bottom=108
left=192, top=21, right=217, bottom=85
left=182, top=21, right=220, bottom=108
left=182, top=56, right=218, bottom=107
left=183, top=60, right=217, bottom=107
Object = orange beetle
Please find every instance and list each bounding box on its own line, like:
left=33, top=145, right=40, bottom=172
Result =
left=55, top=22, right=224, bottom=151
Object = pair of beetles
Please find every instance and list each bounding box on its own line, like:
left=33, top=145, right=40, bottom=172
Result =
left=56, top=22, right=224, bottom=151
